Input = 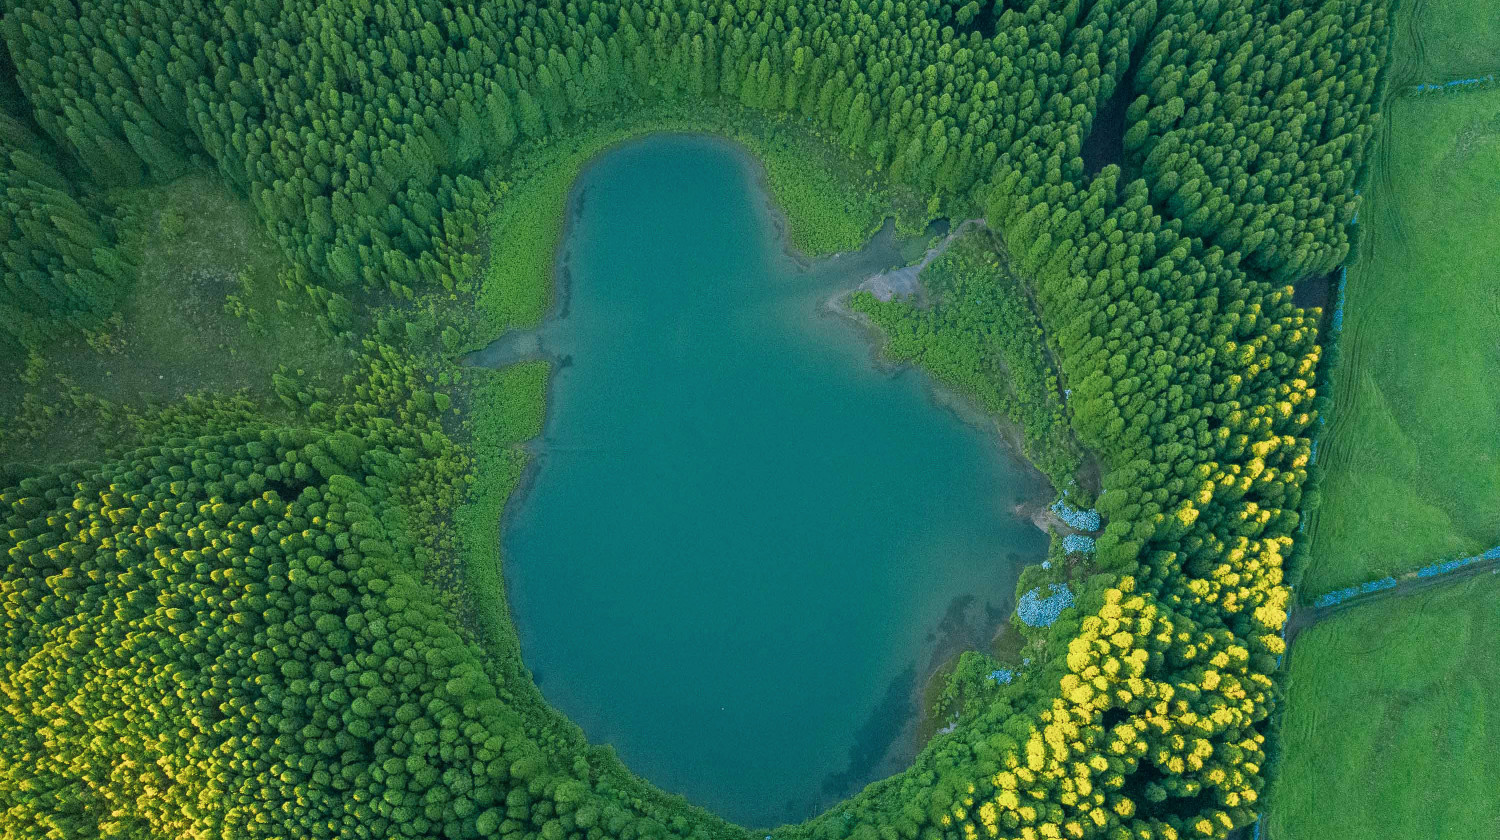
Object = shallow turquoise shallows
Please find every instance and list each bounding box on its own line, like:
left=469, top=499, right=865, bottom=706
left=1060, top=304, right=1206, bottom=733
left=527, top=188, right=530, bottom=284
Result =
left=501, top=135, right=1047, bottom=827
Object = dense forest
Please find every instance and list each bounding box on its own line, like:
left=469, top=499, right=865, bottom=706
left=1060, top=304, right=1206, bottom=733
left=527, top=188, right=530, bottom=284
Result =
left=1, top=0, right=1387, bottom=838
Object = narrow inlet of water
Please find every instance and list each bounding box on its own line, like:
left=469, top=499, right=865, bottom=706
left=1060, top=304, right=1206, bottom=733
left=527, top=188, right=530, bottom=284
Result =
left=487, top=134, right=1048, bottom=827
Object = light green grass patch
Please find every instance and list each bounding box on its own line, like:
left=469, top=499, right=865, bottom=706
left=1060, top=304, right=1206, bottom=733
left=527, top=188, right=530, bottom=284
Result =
left=747, top=123, right=904, bottom=255
left=454, top=359, right=548, bottom=662
left=476, top=151, right=584, bottom=337
left=1301, top=86, right=1500, bottom=596
left=1267, top=572, right=1500, bottom=840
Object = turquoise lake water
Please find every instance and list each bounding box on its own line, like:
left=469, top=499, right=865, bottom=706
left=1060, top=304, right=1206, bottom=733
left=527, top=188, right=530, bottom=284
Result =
left=498, top=135, right=1048, bottom=827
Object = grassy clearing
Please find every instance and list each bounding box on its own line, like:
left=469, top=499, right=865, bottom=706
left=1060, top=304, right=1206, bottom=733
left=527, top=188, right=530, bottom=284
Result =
left=474, top=141, right=594, bottom=336
left=1, top=173, right=349, bottom=464
left=1299, top=85, right=1500, bottom=597
left=472, top=104, right=922, bottom=341
left=746, top=121, right=922, bottom=254
left=1266, top=571, right=1500, bottom=839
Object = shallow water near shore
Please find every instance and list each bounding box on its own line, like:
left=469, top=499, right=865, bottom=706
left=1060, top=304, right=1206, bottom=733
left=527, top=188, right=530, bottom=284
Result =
left=492, top=134, right=1048, bottom=827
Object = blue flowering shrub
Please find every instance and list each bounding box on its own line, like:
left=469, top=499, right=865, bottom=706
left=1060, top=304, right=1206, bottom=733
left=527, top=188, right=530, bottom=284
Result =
left=1416, top=545, right=1500, bottom=578
left=1050, top=499, right=1101, bottom=532
left=1412, top=74, right=1495, bottom=94
left=1313, top=547, right=1500, bottom=608
left=1018, top=583, right=1075, bottom=627
left=1062, top=534, right=1096, bottom=555
left=1314, top=576, right=1398, bottom=608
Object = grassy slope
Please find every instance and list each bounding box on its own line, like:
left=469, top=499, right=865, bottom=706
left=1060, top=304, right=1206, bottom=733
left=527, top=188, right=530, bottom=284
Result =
left=1267, top=571, right=1500, bottom=839
left=1299, top=0, right=1500, bottom=596
left=1, top=173, right=349, bottom=464
left=849, top=232, right=1082, bottom=493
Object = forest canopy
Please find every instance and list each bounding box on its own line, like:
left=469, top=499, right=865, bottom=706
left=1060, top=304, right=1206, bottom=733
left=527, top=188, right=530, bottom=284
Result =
left=0, top=0, right=1388, bottom=838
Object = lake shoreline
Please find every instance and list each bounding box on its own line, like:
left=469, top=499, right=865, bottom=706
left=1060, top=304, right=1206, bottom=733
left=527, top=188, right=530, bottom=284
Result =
left=475, top=131, right=1055, bottom=825
left=739, top=135, right=1062, bottom=806
left=814, top=244, right=1066, bottom=774
left=820, top=286, right=1055, bottom=516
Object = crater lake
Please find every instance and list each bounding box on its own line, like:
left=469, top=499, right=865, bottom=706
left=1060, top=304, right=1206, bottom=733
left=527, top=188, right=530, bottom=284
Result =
left=497, top=135, right=1049, bottom=827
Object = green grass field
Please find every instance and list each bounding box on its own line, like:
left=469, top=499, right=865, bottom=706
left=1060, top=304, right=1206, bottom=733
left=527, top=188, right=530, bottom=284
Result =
left=1266, top=572, right=1500, bottom=839
left=1396, top=0, right=1500, bottom=83
left=1299, top=87, right=1500, bottom=597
